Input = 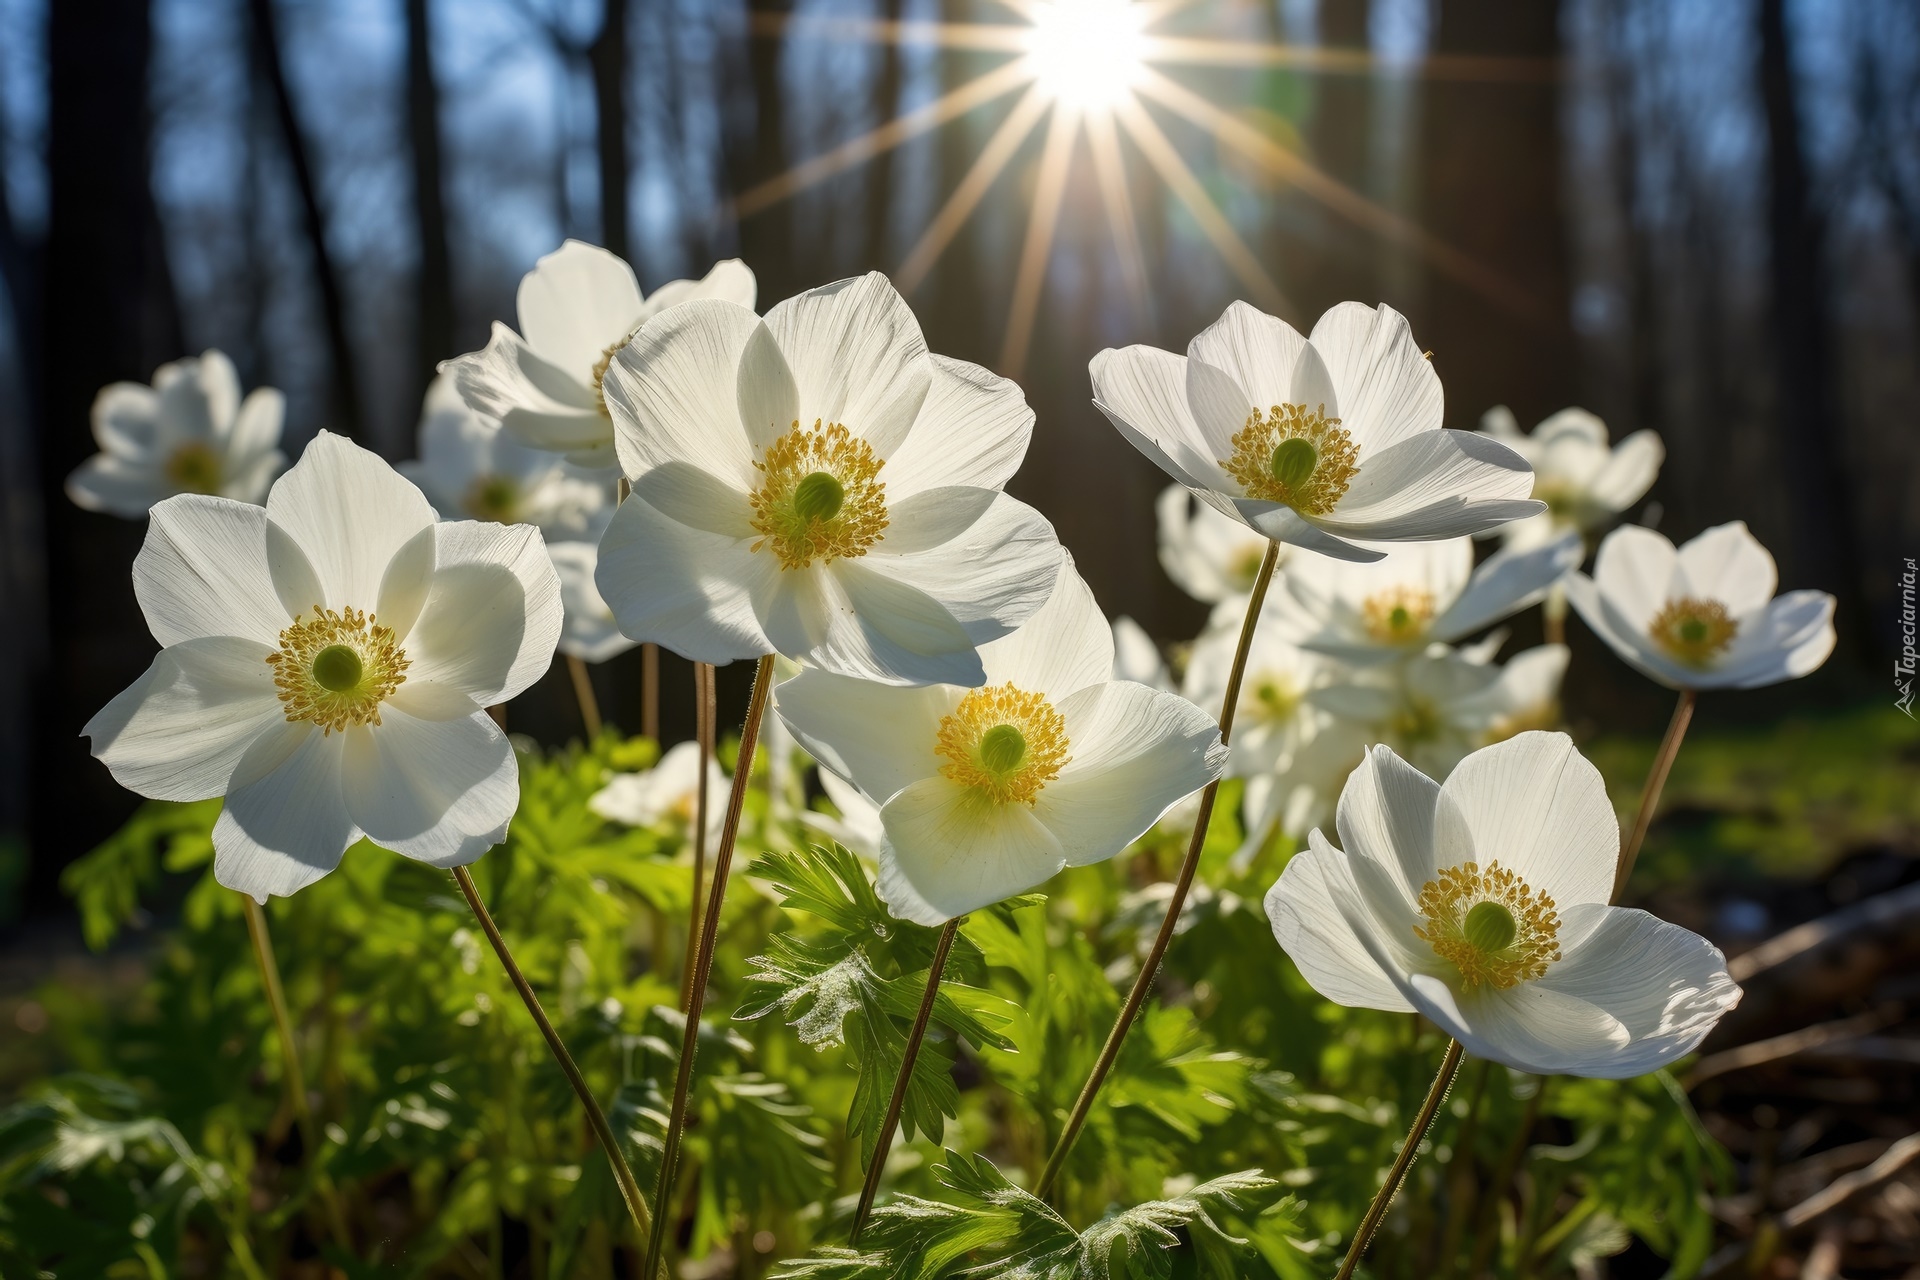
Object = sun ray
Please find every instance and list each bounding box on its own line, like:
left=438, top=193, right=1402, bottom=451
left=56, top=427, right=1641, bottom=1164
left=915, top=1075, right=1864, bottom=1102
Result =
left=1143, top=36, right=1558, bottom=82
left=732, top=58, right=1036, bottom=219
left=897, top=84, right=1055, bottom=294
left=747, top=11, right=1030, bottom=53
left=1130, top=66, right=1544, bottom=320
left=1085, top=106, right=1151, bottom=325
left=1000, top=105, right=1081, bottom=377
left=1112, top=95, right=1290, bottom=316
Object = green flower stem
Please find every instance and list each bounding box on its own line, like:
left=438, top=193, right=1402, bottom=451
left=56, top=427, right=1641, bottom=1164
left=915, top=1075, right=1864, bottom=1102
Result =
left=1334, top=1038, right=1467, bottom=1280
left=642, top=642, right=660, bottom=742
left=240, top=893, right=353, bottom=1250
left=565, top=654, right=602, bottom=740
left=450, top=865, right=654, bottom=1247
left=680, top=660, right=717, bottom=1013
left=1433, top=1057, right=1493, bottom=1274
left=642, top=652, right=778, bottom=1279
left=1036, top=538, right=1281, bottom=1201
left=1465, top=1075, right=1549, bottom=1280
left=850, top=917, right=962, bottom=1245
left=1612, top=687, right=1696, bottom=900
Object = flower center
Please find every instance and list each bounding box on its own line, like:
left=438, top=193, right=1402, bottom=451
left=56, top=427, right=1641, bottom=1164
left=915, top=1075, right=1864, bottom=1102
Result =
left=590, top=334, right=634, bottom=418
left=464, top=474, right=521, bottom=524
left=1220, top=403, right=1358, bottom=516
left=1250, top=674, right=1300, bottom=723
left=936, top=684, right=1071, bottom=805
left=1393, top=697, right=1443, bottom=745
left=164, top=441, right=222, bottom=495
left=1647, top=596, right=1739, bottom=667
left=1362, top=586, right=1436, bottom=644
left=748, top=420, right=889, bottom=570
left=267, top=605, right=410, bottom=734
left=1413, top=860, right=1561, bottom=989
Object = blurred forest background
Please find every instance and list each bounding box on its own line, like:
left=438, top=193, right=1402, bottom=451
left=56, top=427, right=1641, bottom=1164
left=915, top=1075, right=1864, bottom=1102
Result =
left=0, top=0, right=1917, bottom=919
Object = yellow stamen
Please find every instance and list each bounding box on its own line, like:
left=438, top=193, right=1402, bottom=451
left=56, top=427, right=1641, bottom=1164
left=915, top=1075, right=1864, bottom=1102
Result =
left=1413, top=860, right=1561, bottom=989
left=464, top=474, right=520, bottom=524
left=590, top=335, right=632, bottom=418
left=935, top=683, right=1071, bottom=805
left=1362, top=586, right=1436, bottom=644
left=1647, top=596, right=1738, bottom=667
left=268, top=605, right=409, bottom=735
left=1220, top=403, right=1358, bottom=515
left=748, top=420, right=889, bottom=570
left=165, top=441, right=223, bottom=495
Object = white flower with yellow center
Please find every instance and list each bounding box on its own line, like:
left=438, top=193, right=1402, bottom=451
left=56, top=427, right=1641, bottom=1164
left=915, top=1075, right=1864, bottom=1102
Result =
left=1564, top=522, right=1835, bottom=690
left=1155, top=483, right=1284, bottom=607
left=594, top=272, right=1063, bottom=687
left=83, top=432, right=562, bottom=901
left=1272, top=533, right=1582, bottom=665
left=443, top=240, right=755, bottom=466
left=1311, top=643, right=1570, bottom=783
left=1266, top=733, right=1741, bottom=1076
left=1478, top=406, right=1663, bottom=552
left=590, top=741, right=729, bottom=848
left=773, top=558, right=1226, bottom=925
left=1091, top=302, right=1544, bottom=564
left=66, top=350, right=286, bottom=518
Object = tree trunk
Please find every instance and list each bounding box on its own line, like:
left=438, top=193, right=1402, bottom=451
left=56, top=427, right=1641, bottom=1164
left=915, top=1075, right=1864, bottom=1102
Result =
left=250, top=0, right=364, bottom=441
left=1756, top=0, right=1864, bottom=649
left=1418, top=0, right=1574, bottom=429
left=28, top=0, right=176, bottom=903
left=590, top=0, right=631, bottom=260
left=724, top=0, right=794, bottom=301
left=863, top=0, right=905, bottom=265
left=407, top=0, right=455, bottom=415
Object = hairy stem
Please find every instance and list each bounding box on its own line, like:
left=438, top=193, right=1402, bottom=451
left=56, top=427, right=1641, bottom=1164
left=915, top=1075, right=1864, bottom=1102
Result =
left=1334, top=1038, right=1466, bottom=1280
left=240, top=894, right=352, bottom=1249
left=680, top=661, right=717, bottom=1012
left=851, top=918, right=962, bottom=1244
left=450, top=865, right=653, bottom=1242
left=1036, top=539, right=1281, bottom=1199
left=1613, top=687, right=1696, bottom=899
left=642, top=653, right=777, bottom=1278
left=566, top=654, right=602, bottom=740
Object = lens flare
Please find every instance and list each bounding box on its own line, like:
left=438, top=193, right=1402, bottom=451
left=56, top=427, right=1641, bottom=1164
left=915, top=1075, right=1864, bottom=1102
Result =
left=1024, top=0, right=1149, bottom=110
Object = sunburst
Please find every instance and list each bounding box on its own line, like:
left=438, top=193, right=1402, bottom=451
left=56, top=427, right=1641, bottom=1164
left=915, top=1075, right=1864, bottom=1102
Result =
left=735, top=0, right=1550, bottom=376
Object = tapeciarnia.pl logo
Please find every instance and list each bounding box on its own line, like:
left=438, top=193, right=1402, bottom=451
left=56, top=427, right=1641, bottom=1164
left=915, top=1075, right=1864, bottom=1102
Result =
left=1899, top=557, right=1917, bottom=718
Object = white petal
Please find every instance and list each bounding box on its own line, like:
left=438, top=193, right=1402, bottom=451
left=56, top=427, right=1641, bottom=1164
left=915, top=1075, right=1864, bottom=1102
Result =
left=865, top=491, right=1062, bottom=647
left=213, top=724, right=357, bottom=901
left=548, top=539, right=640, bottom=663
left=880, top=355, right=1034, bottom=499
left=1675, top=521, right=1777, bottom=616
left=1431, top=532, right=1583, bottom=644
left=1436, top=731, right=1617, bottom=910
left=1333, top=744, right=1450, bottom=907
left=445, top=322, right=611, bottom=459
left=761, top=272, right=931, bottom=459
left=1305, top=302, right=1443, bottom=453
left=628, top=461, right=757, bottom=537
left=828, top=562, right=984, bottom=685
left=1088, top=346, right=1225, bottom=492
left=516, top=240, right=645, bottom=379
left=228, top=387, right=285, bottom=462
left=877, top=776, right=1066, bottom=924
left=1186, top=300, right=1314, bottom=415
left=1586, top=429, right=1662, bottom=511
left=134, top=496, right=289, bottom=647
left=267, top=433, right=437, bottom=609
left=736, top=320, right=801, bottom=454
left=636, top=257, right=759, bottom=318
left=91, top=382, right=161, bottom=458
left=773, top=668, right=955, bottom=804
left=1563, top=571, right=1692, bottom=690
left=1037, top=681, right=1225, bottom=865
left=1589, top=525, right=1678, bottom=630
left=1717, top=590, right=1836, bottom=688
left=1183, top=355, right=1256, bottom=470
left=341, top=709, right=517, bottom=866
left=405, top=520, right=564, bottom=706
left=85, top=637, right=284, bottom=801
left=1265, top=834, right=1416, bottom=1011
left=1233, top=500, right=1388, bottom=561
left=977, top=554, right=1113, bottom=701
left=1318, top=431, right=1541, bottom=539
left=154, top=351, right=233, bottom=448
left=66, top=456, right=172, bottom=519
left=603, top=298, right=761, bottom=487
left=594, top=492, right=775, bottom=664
left=376, top=524, right=439, bottom=642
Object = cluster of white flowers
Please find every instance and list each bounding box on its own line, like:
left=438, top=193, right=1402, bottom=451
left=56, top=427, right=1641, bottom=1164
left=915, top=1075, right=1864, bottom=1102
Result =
left=74, top=239, right=1837, bottom=1112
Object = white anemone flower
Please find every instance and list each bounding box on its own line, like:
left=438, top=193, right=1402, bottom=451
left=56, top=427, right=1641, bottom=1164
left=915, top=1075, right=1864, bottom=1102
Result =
left=1564, top=523, right=1836, bottom=690
left=1156, top=484, right=1282, bottom=606
left=444, top=240, right=755, bottom=466
left=1091, top=301, right=1543, bottom=564
left=1479, top=407, right=1663, bottom=552
left=1110, top=616, right=1173, bottom=691
left=67, top=350, right=286, bottom=518
left=1272, top=533, right=1583, bottom=665
left=548, top=541, right=637, bottom=663
left=595, top=272, right=1063, bottom=687
left=1266, top=733, right=1741, bottom=1076
left=799, top=768, right=887, bottom=861
left=1310, top=644, right=1570, bottom=782
left=84, top=432, right=563, bottom=901
left=590, top=740, right=729, bottom=848
left=774, top=557, right=1227, bottom=924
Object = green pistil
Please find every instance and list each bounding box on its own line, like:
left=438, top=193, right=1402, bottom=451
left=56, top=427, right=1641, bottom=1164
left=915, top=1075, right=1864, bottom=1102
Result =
left=1464, top=900, right=1517, bottom=954
left=312, top=644, right=364, bottom=693
left=792, top=471, right=845, bottom=523
left=1269, top=438, right=1318, bottom=491
left=978, top=724, right=1027, bottom=775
